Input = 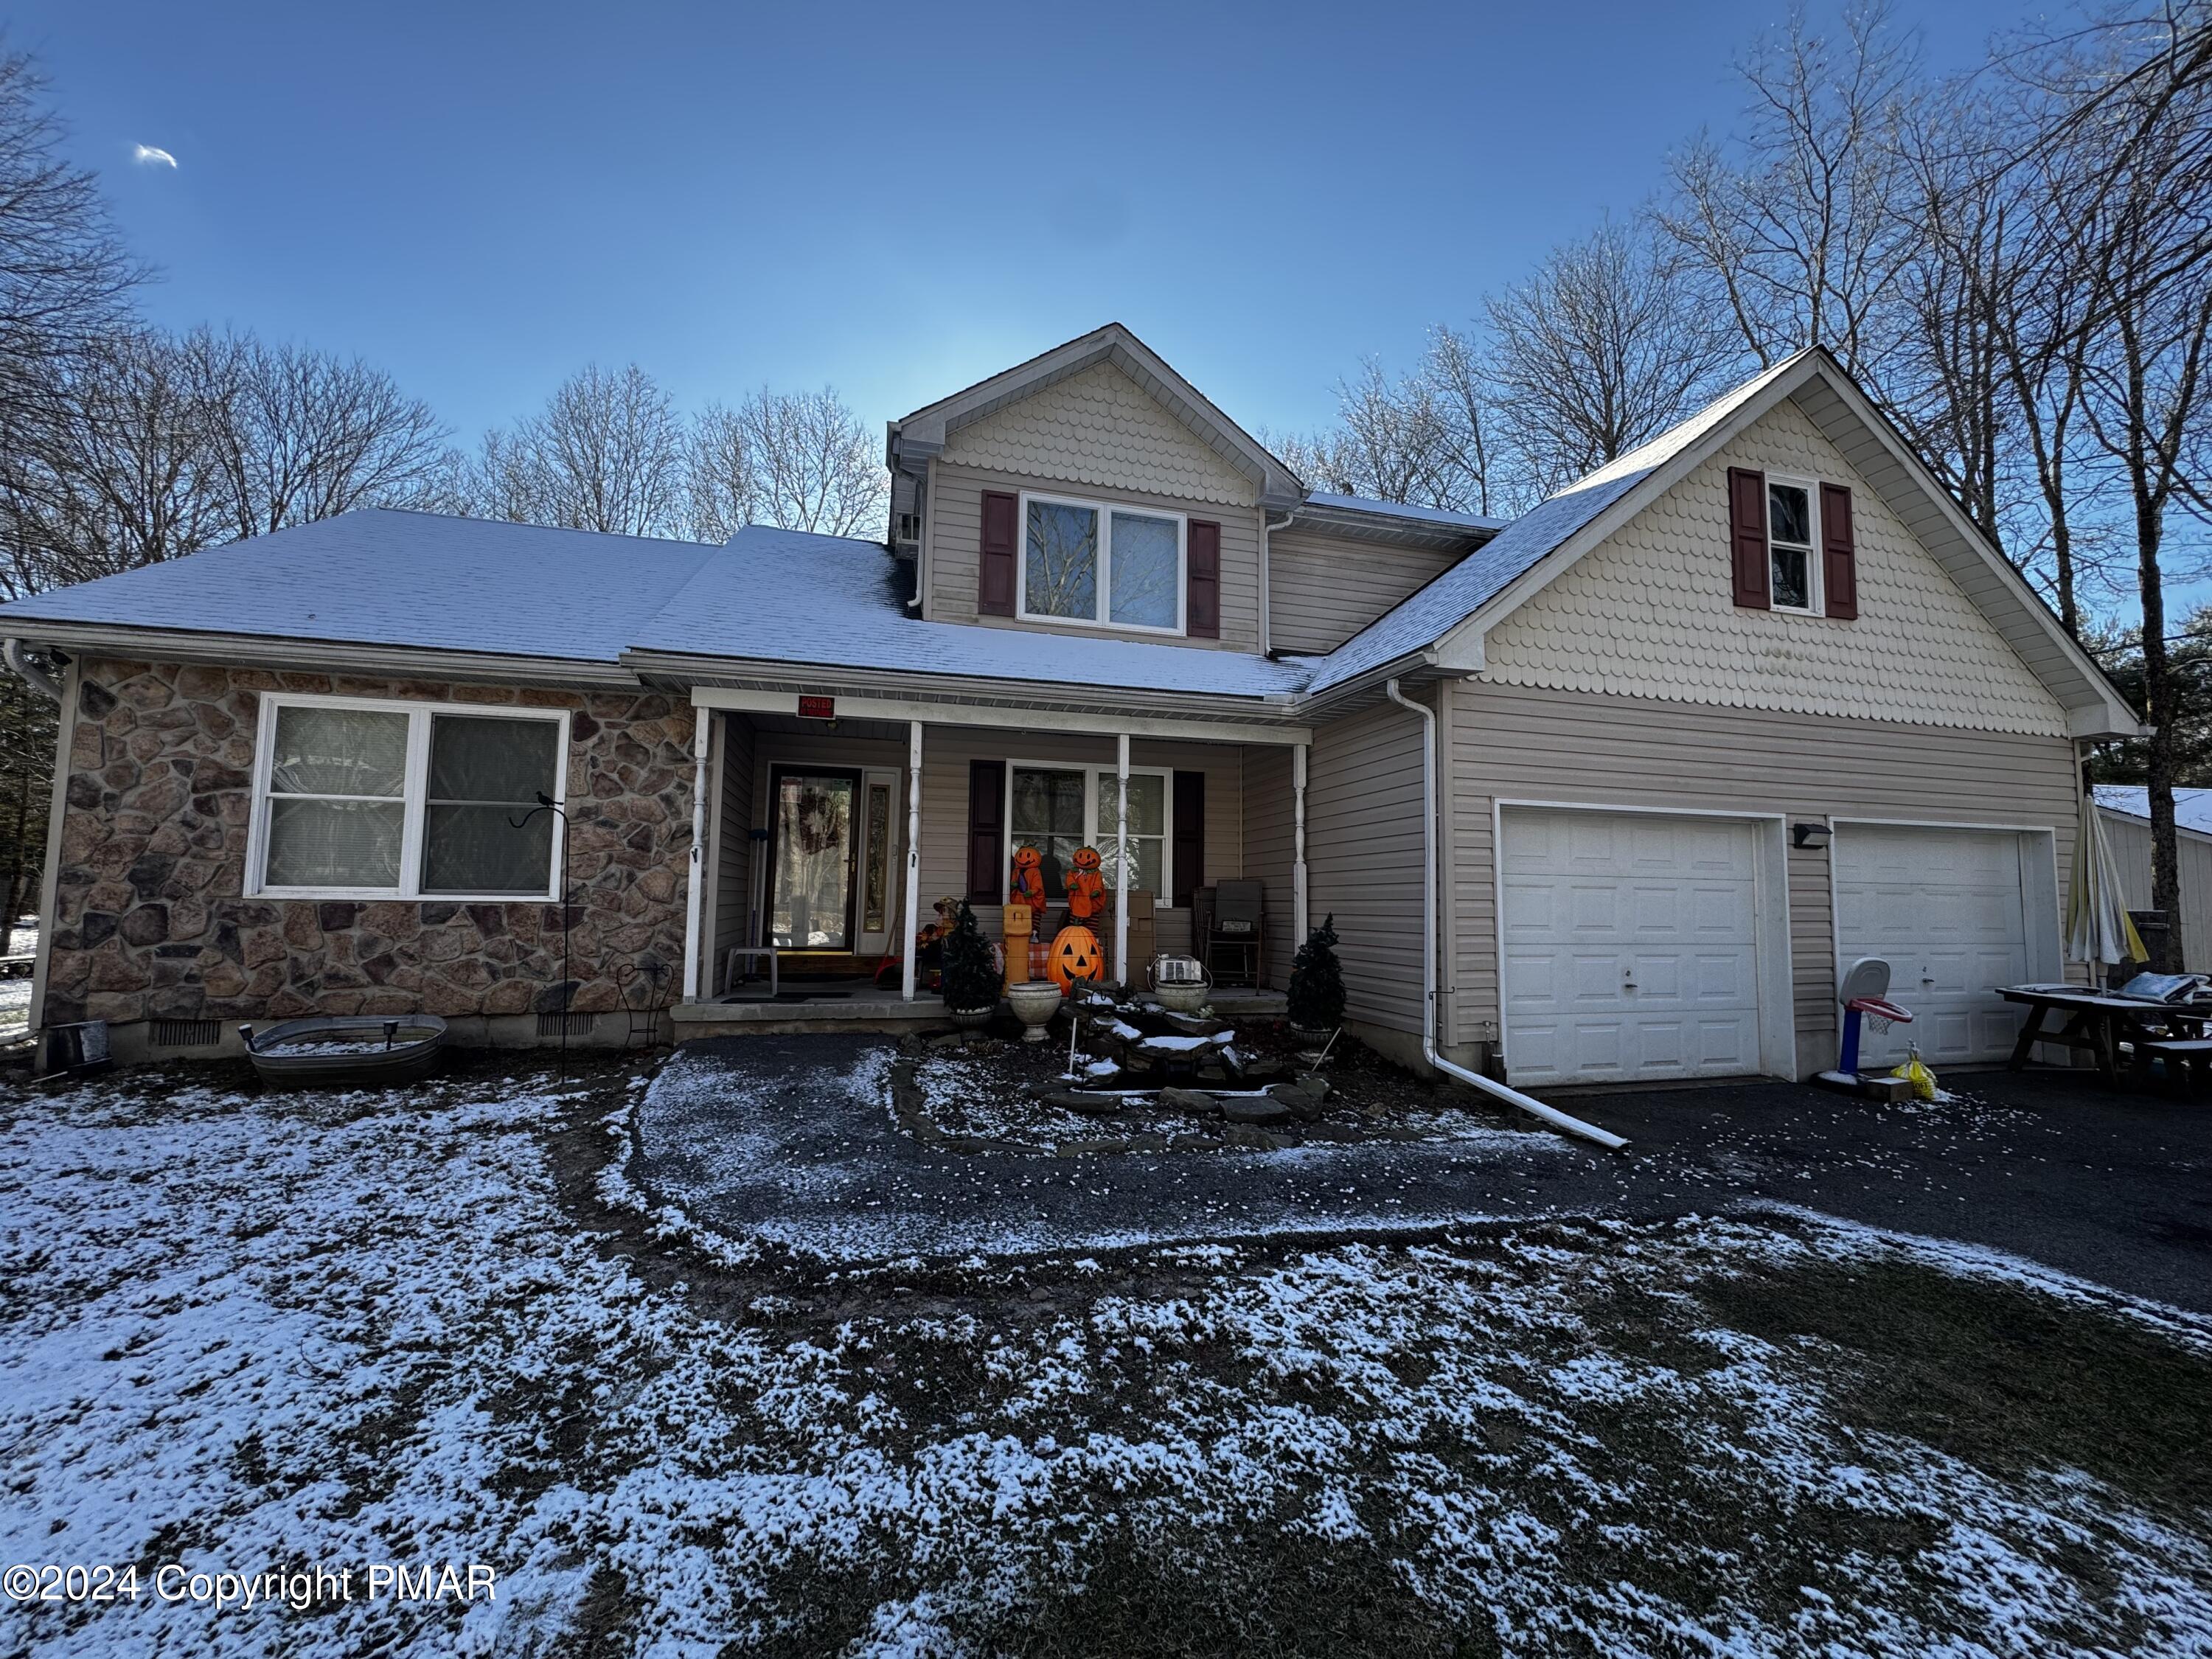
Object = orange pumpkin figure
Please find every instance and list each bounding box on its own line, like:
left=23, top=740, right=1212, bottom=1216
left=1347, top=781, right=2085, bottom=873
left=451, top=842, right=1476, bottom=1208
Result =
left=1047, top=924, right=1104, bottom=992
left=1065, top=844, right=1108, bottom=923
left=1009, top=845, right=1048, bottom=925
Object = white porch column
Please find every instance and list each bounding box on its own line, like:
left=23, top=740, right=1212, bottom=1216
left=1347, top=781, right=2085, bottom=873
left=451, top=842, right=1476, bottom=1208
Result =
left=1293, top=741, right=1309, bottom=947
left=681, top=706, right=712, bottom=1002
left=1114, top=733, right=1131, bottom=986
left=901, top=720, right=922, bottom=1003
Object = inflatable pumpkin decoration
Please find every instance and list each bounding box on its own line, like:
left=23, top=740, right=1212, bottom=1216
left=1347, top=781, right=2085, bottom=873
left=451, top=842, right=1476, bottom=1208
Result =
left=1009, top=844, right=1048, bottom=924
left=1047, top=923, right=1104, bottom=993
left=1065, top=844, right=1108, bottom=923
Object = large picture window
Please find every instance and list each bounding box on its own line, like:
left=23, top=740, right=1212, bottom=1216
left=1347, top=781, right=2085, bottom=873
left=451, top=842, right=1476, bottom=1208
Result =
left=251, top=694, right=567, bottom=900
left=1018, top=491, right=1185, bottom=634
left=1006, top=763, right=1172, bottom=905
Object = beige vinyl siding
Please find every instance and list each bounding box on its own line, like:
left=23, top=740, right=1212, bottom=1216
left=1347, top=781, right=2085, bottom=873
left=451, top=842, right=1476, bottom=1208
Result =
left=709, top=712, right=758, bottom=977
left=1443, top=681, right=2079, bottom=1075
left=926, top=460, right=1265, bottom=651
left=1239, top=744, right=1297, bottom=988
left=1307, top=697, right=1429, bottom=1034
left=1481, top=394, right=2070, bottom=737
left=1268, top=529, right=1460, bottom=655
left=2099, top=809, right=2212, bottom=971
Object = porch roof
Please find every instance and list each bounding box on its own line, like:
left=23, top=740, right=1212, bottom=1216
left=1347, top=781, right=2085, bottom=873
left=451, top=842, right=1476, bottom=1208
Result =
left=631, top=525, right=1308, bottom=701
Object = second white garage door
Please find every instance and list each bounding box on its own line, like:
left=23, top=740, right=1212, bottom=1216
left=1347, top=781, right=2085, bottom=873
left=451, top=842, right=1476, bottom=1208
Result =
left=1500, top=808, right=1767, bottom=1085
left=1834, top=824, right=2034, bottom=1068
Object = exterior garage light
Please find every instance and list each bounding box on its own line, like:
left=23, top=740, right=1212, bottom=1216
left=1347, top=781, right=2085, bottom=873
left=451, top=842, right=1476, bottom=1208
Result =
left=1792, top=821, right=1832, bottom=850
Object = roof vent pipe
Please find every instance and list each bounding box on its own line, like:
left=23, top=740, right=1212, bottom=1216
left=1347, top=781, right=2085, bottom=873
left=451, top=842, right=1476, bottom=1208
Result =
left=4, top=640, right=62, bottom=703
left=1382, top=675, right=1627, bottom=1150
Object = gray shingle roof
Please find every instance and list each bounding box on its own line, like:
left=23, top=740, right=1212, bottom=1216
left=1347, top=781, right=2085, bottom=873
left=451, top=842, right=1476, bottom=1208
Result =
left=636, top=525, right=1306, bottom=699
left=1302, top=493, right=1507, bottom=531
left=0, top=509, right=720, bottom=663
left=1302, top=470, right=1651, bottom=692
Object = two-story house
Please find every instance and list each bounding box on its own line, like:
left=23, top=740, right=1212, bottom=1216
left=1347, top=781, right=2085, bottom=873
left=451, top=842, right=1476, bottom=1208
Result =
left=0, top=324, right=2138, bottom=1088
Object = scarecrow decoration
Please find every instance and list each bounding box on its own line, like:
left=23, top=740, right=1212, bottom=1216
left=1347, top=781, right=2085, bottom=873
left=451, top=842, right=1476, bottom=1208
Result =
left=1047, top=844, right=1110, bottom=993
left=1009, top=845, right=1048, bottom=926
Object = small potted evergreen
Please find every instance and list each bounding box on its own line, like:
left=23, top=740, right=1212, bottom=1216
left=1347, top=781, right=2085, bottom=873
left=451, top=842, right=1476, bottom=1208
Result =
left=939, top=900, right=1001, bottom=1029
left=1287, top=914, right=1346, bottom=1040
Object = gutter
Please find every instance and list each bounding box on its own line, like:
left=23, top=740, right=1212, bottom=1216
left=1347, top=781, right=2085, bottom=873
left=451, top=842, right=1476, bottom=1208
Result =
left=0, top=622, right=640, bottom=690
left=1384, top=677, right=1627, bottom=1150
left=3, top=640, right=63, bottom=702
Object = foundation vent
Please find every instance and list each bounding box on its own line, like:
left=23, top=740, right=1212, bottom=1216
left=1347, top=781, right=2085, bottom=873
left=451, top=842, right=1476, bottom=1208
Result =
left=150, top=1018, right=223, bottom=1048
left=535, top=1012, right=597, bottom=1037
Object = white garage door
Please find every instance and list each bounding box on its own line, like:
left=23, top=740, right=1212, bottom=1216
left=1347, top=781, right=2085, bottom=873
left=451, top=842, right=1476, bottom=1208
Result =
left=1501, top=808, right=1766, bottom=1085
left=1834, top=824, right=2031, bottom=1068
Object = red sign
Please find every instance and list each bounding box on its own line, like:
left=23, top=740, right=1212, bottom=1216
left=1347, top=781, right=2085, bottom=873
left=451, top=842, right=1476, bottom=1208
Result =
left=797, top=695, right=835, bottom=720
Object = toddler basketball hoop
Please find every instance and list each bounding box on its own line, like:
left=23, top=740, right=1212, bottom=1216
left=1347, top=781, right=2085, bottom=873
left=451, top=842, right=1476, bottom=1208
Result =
left=1835, top=956, right=1913, bottom=1075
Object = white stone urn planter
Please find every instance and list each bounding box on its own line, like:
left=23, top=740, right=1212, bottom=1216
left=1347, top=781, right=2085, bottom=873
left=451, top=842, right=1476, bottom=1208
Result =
left=1005, top=981, right=1065, bottom=1042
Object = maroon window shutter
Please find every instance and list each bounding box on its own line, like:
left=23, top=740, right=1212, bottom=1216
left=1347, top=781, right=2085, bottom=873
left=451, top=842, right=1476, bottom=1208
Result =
left=1172, top=771, right=1205, bottom=907
left=1728, top=467, right=1770, bottom=609
left=1186, top=520, right=1220, bottom=639
left=978, top=491, right=1018, bottom=617
left=1820, top=482, right=1858, bottom=620
left=967, top=760, right=1004, bottom=902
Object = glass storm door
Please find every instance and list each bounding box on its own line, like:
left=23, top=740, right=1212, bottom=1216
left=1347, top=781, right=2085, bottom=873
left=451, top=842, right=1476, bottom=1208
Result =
left=854, top=769, right=900, bottom=956
left=768, top=768, right=858, bottom=951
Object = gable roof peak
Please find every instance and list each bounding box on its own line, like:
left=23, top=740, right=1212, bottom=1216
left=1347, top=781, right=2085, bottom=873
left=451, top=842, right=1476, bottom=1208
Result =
left=888, top=322, right=1304, bottom=508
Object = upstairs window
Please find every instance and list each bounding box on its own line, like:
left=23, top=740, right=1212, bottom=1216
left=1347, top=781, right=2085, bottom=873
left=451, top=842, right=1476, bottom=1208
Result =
left=1766, top=477, right=1819, bottom=613
left=1018, top=490, right=1186, bottom=634
left=251, top=694, right=567, bottom=900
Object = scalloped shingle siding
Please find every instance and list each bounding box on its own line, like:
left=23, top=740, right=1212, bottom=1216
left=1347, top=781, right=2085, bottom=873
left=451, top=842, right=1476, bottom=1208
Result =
left=1480, top=397, right=2067, bottom=737
left=942, top=363, right=1255, bottom=507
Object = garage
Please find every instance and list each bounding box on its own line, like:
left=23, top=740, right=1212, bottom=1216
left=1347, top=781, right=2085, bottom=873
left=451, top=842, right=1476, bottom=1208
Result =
left=1499, top=806, right=1785, bottom=1085
left=1832, top=822, right=2053, bottom=1068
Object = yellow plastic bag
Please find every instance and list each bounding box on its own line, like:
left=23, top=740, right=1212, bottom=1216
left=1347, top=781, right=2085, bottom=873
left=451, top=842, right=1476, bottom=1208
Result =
left=1890, top=1043, right=1938, bottom=1102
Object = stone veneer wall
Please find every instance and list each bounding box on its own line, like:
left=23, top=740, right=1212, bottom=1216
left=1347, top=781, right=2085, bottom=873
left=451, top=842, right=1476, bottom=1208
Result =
left=43, top=661, right=694, bottom=1030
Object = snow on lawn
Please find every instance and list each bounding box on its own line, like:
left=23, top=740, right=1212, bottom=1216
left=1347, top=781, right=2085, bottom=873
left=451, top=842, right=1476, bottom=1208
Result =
left=4, top=1068, right=2211, bottom=1657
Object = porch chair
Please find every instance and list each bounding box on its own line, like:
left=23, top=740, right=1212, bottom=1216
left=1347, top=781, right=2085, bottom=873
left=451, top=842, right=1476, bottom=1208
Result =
left=1201, top=879, right=1266, bottom=989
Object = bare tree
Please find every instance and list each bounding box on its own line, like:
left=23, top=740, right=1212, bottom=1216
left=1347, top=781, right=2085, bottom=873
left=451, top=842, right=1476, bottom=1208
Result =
left=1484, top=218, right=1739, bottom=495
left=197, top=330, right=448, bottom=539
left=1417, top=324, right=1513, bottom=518
left=687, top=386, right=886, bottom=540
left=1660, top=1, right=1922, bottom=378
left=457, top=363, right=688, bottom=538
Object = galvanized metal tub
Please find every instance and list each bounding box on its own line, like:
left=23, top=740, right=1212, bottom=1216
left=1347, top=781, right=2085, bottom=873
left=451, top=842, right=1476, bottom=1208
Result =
left=240, top=1015, right=449, bottom=1089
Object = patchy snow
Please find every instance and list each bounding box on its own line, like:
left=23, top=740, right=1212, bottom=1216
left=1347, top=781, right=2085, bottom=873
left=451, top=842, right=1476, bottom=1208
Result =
left=0, top=973, right=31, bottom=1038
left=5, top=1066, right=2211, bottom=1656
left=254, top=1038, right=416, bottom=1056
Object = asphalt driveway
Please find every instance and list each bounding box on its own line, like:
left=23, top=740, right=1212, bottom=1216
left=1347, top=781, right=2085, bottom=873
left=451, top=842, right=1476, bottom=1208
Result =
left=633, top=1034, right=2212, bottom=1310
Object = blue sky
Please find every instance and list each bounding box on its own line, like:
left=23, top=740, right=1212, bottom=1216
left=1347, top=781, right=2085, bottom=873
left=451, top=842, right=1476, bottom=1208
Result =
left=13, top=0, right=2042, bottom=446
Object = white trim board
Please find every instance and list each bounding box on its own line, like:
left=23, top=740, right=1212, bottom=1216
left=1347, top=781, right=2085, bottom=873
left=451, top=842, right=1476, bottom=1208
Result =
left=1489, top=798, right=1798, bottom=1085
left=690, top=686, right=1310, bottom=747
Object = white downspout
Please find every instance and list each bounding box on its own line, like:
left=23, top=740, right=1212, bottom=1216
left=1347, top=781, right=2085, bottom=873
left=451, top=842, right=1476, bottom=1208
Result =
left=1384, top=678, right=1627, bottom=1150
left=1261, top=508, right=1295, bottom=656
left=681, top=706, right=712, bottom=1002
left=1292, top=742, right=1308, bottom=947
left=1114, top=732, right=1130, bottom=986
left=4, top=640, right=62, bottom=703
left=901, top=720, right=922, bottom=1002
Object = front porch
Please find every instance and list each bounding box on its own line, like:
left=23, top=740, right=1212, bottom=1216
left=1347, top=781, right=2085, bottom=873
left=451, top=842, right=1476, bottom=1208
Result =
left=677, top=690, right=1312, bottom=1023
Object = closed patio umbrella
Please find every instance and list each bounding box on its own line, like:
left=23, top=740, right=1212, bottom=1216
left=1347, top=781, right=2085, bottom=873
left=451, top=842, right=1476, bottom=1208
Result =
left=2068, top=795, right=2149, bottom=968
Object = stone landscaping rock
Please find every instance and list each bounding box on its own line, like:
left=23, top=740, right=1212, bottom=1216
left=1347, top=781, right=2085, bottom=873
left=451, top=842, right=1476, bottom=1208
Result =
left=1267, top=1083, right=1326, bottom=1123
left=1222, top=1124, right=1293, bottom=1151
left=1222, top=1096, right=1292, bottom=1126
left=1156, top=1087, right=1220, bottom=1116
left=1040, top=1090, right=1124, bottom=1117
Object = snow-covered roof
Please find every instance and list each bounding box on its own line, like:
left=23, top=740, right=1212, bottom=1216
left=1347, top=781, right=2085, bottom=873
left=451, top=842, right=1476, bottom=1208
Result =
left=1302, top=493, right=1508, bottom=532
left=2093, top=786, right=2212, bottom=838
left=636, top=525, right=1307, bottom=699
left=0, top=509, right=720, bottom=664
left=0, top=509, right=1304, bottom=703
left=1304, top=470, right=1649, bottom=692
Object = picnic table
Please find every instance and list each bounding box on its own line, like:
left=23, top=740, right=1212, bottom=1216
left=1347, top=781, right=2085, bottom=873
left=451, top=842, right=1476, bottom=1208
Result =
left=1998, top=983, right=2212, bottom=1085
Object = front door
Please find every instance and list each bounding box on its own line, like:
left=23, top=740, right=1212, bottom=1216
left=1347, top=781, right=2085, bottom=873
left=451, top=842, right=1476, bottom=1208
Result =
left=767, top=767, right=860, bottom=952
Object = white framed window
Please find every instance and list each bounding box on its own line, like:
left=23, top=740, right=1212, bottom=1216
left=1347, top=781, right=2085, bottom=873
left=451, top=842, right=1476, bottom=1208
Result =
left=1006, top=762, right=1173, bottom=906
left=1016, top=490, right=1186, bottom=635
left=246, top=692, right=569, bottom=901
left=1767, top=475, right=1822, bottom=614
